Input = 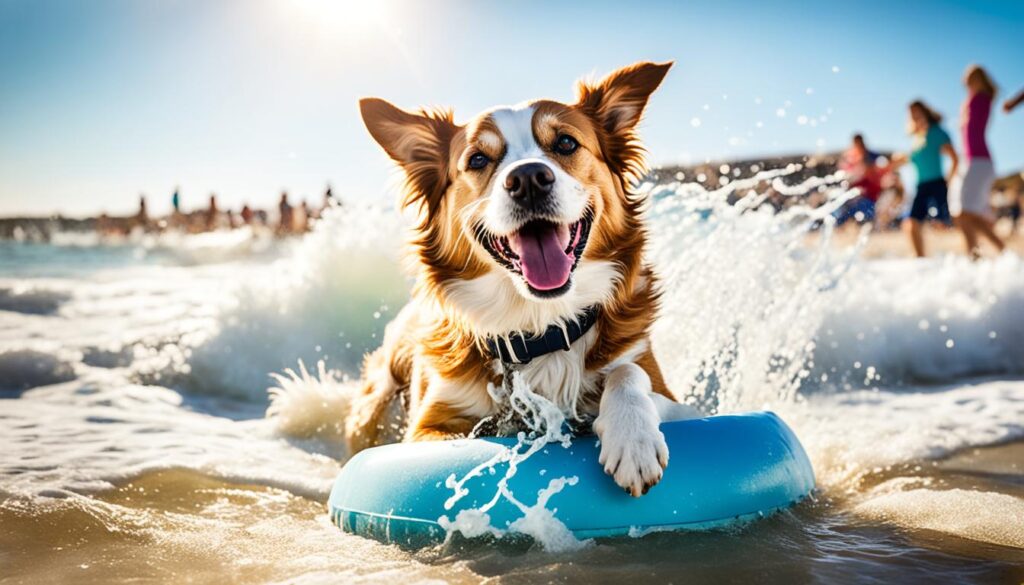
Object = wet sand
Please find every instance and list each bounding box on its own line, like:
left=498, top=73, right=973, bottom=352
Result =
left=3, top=442, right=1022, bottom=584
left=851, top=440, right=1024, bottom=555
left=820, top=223, right=1024, bottom=259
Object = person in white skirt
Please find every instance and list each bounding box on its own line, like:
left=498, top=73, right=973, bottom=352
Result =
left=950, top=65, right=1005, bottom=259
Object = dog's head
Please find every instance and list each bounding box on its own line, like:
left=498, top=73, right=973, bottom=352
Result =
left=360, top=62, right=670, bottom=323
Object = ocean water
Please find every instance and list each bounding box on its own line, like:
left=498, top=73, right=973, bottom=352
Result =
left=2, top=178, right=1023, bottom=584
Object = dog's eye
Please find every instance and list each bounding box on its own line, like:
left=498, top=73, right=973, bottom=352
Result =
left=467, top=152, right=491, bottom=170
left=553, top=134, right=579, bottom=155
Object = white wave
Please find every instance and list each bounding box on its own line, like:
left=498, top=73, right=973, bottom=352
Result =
left=0, top=370, right=339, bottom=500
left=812, top=254, right=1024, bottom=387
left=646, top=178, right=1024, bottom=414
left=182, top=206, right=409, bottom=398
left=781, top=379, right=1024, bottom=491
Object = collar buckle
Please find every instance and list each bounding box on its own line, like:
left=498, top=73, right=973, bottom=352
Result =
left=484, top=306, right=599, bottom=366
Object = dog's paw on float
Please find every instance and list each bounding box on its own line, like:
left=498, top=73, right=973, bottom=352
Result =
left=594, top=408, right=669, bottom=497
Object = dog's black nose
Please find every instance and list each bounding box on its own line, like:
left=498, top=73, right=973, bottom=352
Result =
left=504, top=162, right=555, bottom=208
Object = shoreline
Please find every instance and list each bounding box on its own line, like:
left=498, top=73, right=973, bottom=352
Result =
left=814, top=220, right=1024, bottom=259
left=2, top=420, right=1021, bottom=583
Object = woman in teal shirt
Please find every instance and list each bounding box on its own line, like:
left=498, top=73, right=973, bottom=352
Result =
left=894, top=100, right=959, bottom=257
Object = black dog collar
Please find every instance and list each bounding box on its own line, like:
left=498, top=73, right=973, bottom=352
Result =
left=484, top=306, right=599, bottom=365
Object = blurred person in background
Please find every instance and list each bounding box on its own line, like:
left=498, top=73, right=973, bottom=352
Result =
left=950, top=65, right=1005, bottom=259
left=296, top=199, right=310, bottom=233
left=835, top=133, right=885, bottom=226
left=892, top=100, right=957, bottom=257
left=206, top=194, right=220, bottom=231
left=136, top=195, right=148, bottom=230
left=241, top=203, right=254, bottom=225
left=277, top=191, right=293, bottom=236
left=169, top=187, right=183, bottom=230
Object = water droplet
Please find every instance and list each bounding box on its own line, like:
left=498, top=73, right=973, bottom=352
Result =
left=945, top=339, right=955, bottom=349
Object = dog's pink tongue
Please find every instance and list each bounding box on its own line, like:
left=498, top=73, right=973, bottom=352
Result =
left=512, top=224, right=572, bottom=291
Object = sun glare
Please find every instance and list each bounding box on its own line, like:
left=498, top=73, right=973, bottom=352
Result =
left=281, top=0, right=396, bottom=44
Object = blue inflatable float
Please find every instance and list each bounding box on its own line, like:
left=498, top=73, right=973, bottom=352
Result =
left=329, top=412, right=814, bottom=545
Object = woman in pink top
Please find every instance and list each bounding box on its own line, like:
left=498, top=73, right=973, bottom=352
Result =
left=950, top=64, right=1005, bottom=258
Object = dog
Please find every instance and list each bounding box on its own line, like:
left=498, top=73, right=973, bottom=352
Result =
left=347, top=61, right=693, bottom=497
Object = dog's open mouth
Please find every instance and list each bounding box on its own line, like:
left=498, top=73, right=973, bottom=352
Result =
left=478, top=212, right=593, bottom=296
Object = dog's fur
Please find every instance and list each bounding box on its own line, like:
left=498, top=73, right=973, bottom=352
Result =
left=348, top=62, right=688, bottom=496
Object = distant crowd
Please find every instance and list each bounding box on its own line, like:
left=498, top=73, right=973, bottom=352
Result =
left=97, top=186, right=338, bottom=238
left=831, top=64, right=1023, bottom=259
left=92, top=64, right=1023, bottom=260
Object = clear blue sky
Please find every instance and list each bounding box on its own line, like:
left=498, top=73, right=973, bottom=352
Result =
left=1, top=0, right=1022, bottom=216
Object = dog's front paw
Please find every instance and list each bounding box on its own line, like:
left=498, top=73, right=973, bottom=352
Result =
left=594, top=415, right=668, bottom=497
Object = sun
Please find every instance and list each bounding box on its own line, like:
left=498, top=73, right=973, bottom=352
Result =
left=278, top=0, right=398, bottom=46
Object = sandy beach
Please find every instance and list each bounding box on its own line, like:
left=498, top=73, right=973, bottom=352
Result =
left=824, top=222, right=1024, bottom=259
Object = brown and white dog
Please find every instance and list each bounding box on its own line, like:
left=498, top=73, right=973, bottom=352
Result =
left=347, top=61, right=693, bottom=496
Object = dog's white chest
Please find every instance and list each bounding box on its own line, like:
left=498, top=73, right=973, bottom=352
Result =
left=505, top=329, right=599, bottom=416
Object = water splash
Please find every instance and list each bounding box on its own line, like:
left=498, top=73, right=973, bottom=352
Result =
left=438, top=372, right=591, bottom=552
left=645, top=166, right=862, bottom=413
left=182, top=205, right=409, bottom=398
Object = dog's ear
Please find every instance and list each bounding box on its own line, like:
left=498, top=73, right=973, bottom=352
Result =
left=575, top=61, right=672, bottom=178
left=360, top=97, right=460, bottom=213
